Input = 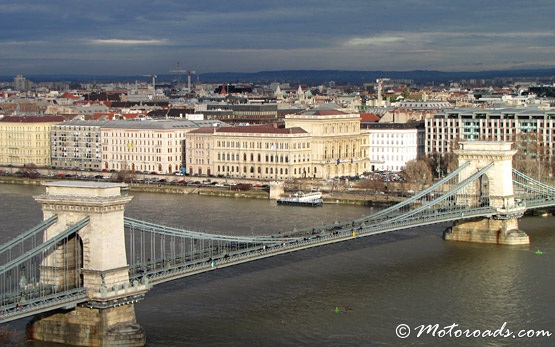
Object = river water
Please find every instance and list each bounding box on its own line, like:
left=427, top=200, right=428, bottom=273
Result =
left=1, top=184, right=554, bottom=346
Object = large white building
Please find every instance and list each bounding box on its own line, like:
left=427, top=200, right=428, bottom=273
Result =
left=361, top=122, right=425, bottom=172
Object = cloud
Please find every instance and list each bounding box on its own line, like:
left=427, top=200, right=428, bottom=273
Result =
left=2, top=1, right=555, bottom=75
left=88, top=39, right=170, bottom=46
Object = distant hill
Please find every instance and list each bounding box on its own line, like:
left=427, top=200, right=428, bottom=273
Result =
left=2, top=68, right=555, bottom=85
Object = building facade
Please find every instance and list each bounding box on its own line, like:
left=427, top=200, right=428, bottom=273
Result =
left=185, top=125, right=312, bottom=180
left=101, top=119, right=226, bottom=174
left=0, top=115, right=65, bottom=167
left=51, top=120, right=110, bottom=170
left=425, top=107, right=555, bottom=159
left=284, top=109, right=369, bottom=178
left=362, top=122, right=425, bottom=172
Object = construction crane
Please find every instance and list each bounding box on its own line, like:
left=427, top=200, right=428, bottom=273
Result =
left=170, top=64, right=196, bottom=92
left=376, top=78, right=390, bottom=106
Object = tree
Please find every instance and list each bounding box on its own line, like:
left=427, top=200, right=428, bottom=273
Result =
left=357, top=177, right=386, bottom=194
left=401, top=158, right=433, bottom=190
left=113, top=170, right=136, bottom=183
left=513, top=131, right=551, bottom=179
left=402, top=85, right=410, bottom=99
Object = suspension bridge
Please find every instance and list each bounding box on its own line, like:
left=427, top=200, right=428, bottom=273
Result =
left=1, top=141, right=555, bottom=346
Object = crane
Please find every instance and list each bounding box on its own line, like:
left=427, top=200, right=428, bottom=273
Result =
left=170, top=64, right=196, bottom=92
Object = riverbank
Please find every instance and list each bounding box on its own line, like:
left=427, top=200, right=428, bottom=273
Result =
left=0, top=177, right=402, bottom=207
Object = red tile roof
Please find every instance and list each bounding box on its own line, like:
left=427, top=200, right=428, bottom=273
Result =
left=360, top=113, right=380, bottom=122
left=60, top=92, right=80, bottom=99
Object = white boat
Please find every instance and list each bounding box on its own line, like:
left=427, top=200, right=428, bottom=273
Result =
left=277, top=191, right=323, bottom=206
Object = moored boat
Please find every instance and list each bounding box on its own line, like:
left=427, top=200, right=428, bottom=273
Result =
left=277, top=191, right=323, bottom=206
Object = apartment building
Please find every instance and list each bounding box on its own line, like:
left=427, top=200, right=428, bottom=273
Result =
left=101, top=119, right=227, bottom=174
left=425, top=107, right=555, bottom=158
left=51, top=119, right=110, bottom=170
left=0, top=115, right=64, bottom=167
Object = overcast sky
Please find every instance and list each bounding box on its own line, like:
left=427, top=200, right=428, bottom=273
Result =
left=1, top=0, right=555, bottom=76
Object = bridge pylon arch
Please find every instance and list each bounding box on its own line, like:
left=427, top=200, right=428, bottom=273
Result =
left=444, top=141, right=529, bottom=245
left=28, top=181, right=147, bottom=346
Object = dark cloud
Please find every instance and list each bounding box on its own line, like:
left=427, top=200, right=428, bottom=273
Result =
left=1, top=0, right=555, bottom=75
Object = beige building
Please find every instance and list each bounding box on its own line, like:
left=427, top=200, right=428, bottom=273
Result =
left=101, top=119, right=226, bottom=174
left=185, top=125, right=311, bottom=179
left=0, top=115, right=65, bottom=167
left=285, top=109, right=369, bottom=178
left=185, top=108, right=370, bottom=180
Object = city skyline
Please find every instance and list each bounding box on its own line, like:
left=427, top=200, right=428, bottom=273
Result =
left=2, top=1, right=555, bottom=76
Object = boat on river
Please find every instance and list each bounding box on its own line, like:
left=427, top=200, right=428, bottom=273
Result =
left=277, top=191, right=323, bottom=206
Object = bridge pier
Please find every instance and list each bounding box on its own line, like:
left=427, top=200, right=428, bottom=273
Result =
left=444, top=217, right=529, bottom=245
left=27, top=181, right=147, bottom=346
left=27, top=305, right=145, bottom=346
left=269, top=181, right=284, bottom=200
left=443, top=141, right=529, bottom=245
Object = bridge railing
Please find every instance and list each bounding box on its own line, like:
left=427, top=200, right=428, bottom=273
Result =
left=0, top=217, right=89, bottom=323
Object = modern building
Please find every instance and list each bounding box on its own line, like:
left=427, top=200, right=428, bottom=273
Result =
left=14, top=74, right=31, bottom=92
left=425, top=107, right=555, bottom=159
left=0, top=115, right=65, bottom=167
left=185, top=124, right=311, bottom=179
left=361, top=122, right=425, bottom=172
left=51, top=119, right=110, bottom=170
left=284, top=108, right=370, bottom=178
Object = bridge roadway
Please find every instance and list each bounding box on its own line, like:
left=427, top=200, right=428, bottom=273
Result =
left=126, top=205, right=498, bottom=286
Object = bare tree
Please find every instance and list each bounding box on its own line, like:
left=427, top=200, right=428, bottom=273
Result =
left=513, top=131, right=551, bottom=179
left=401, top=158, right=433, bottom=190
left=23, top=163, right=39, bottom=178
left=113, top=170, right=136, bottom=183
left=357, top=177, right=386, bottom=194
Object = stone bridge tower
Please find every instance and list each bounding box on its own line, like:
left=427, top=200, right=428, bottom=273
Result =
left=28, top=181, right=148, bottom=346
left=444, top=141, right=529, bottom=245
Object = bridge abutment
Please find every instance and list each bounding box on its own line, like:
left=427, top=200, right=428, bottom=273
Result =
left=269, top=181, right=284, bottom=200
left=27, top=305, right=145, bottom=346
left=444, top=217, right=529, bottom=245
left=28, top=181, right=147, bottom=346
left=444, top=141, right=530, bottom=245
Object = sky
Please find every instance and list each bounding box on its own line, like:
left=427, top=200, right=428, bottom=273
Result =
left=1, top=0, right=555, bottom=76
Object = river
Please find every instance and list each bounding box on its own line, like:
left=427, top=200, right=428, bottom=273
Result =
left=1, top=184, right=554, bottom=346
